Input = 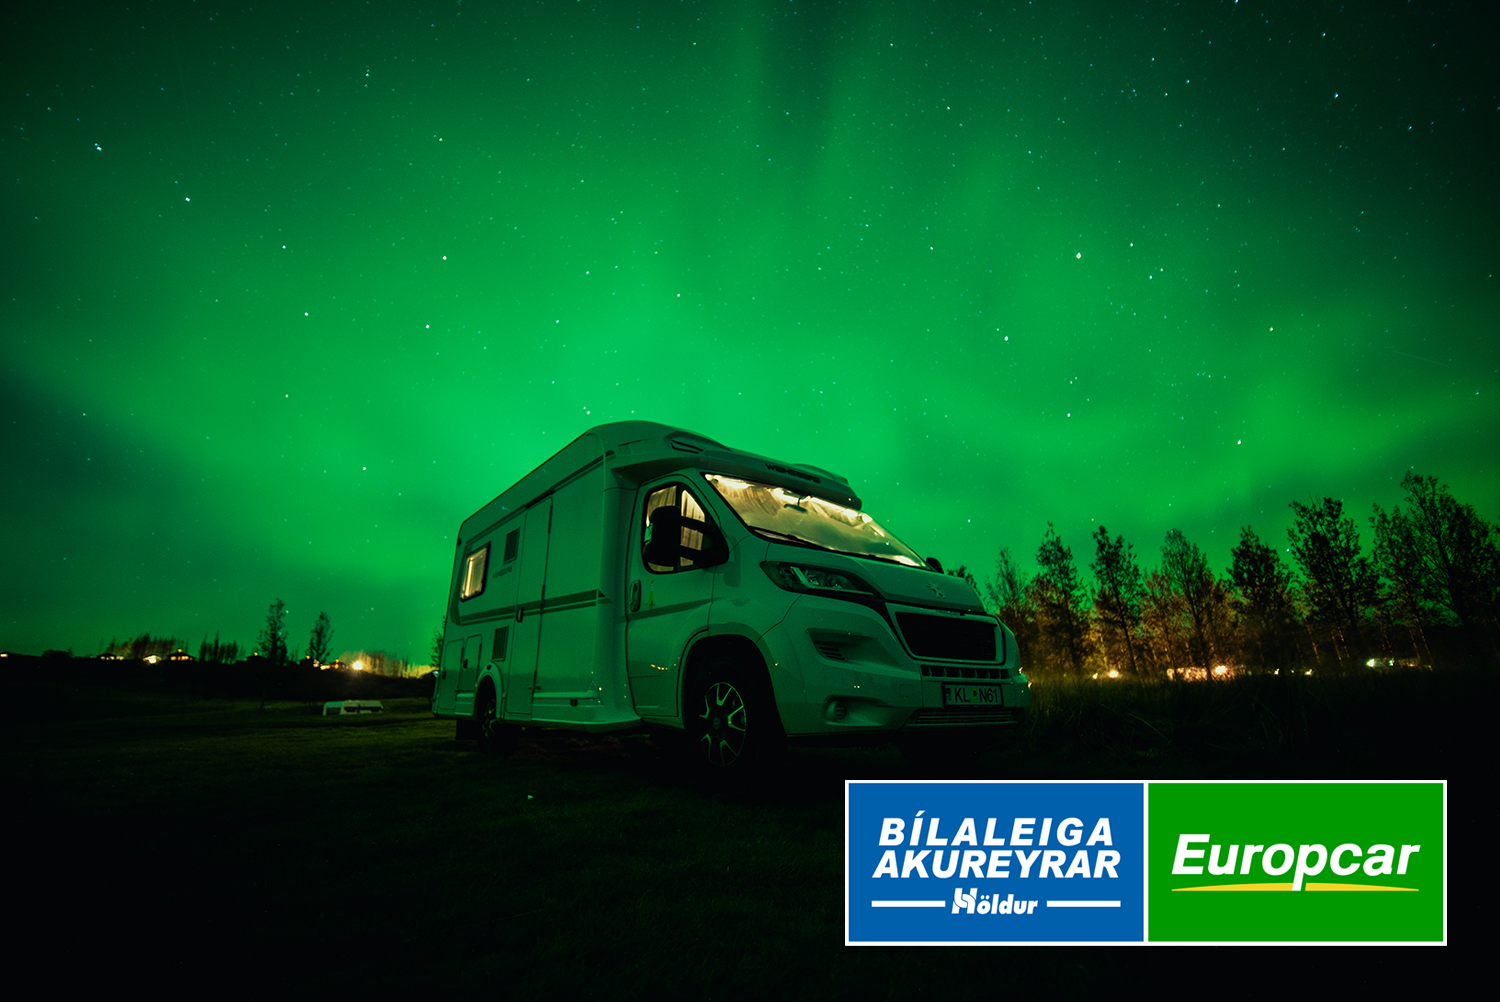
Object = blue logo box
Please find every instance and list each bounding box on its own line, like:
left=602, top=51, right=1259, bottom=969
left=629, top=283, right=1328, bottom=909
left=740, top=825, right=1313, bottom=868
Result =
left=846, top=781, right=1146, bottom=944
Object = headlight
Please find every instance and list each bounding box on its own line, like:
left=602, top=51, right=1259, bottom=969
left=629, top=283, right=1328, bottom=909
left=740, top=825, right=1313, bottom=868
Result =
left=761, top=562, right=877, bottom=596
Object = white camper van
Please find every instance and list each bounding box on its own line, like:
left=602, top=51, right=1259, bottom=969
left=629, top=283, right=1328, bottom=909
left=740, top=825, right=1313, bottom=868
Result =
left=433, top=421, right=1029, bottom=768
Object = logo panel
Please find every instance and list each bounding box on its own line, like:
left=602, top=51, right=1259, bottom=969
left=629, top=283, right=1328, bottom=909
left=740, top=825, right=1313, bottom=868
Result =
left=1147, top=781, right=1444, bottom=942
left=847, top=781, right=1145, bottom=944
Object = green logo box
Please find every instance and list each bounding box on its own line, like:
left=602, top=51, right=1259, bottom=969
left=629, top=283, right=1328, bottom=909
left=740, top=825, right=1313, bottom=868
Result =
left=1147, top=782, right=1445, bottom=943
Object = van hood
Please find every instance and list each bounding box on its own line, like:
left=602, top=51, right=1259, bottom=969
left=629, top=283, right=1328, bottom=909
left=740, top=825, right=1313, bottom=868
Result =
left=856, top=559, right=987, bottom=613
left=765, top=542, right=986, bottom=613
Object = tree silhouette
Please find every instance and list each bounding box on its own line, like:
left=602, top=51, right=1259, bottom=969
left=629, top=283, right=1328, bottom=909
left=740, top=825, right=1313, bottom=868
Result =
left=1033, top=524, right=1091, bottom=674
left=1373, top=472, right=1500, bottom=662
left=197, top=631, right=241, bottom=664
left=945, top=564, right=979, bottom=592
left=1091, top=526, right=1144, bottom=675
left=307, top=611, right=333, bottom=664
left=986, top=546, right=1038, bottom=670
left=1161, top=529, right=1220, bottom=667
left=1227, top=526, right=1301, bottom=671
left=1140, top=568, right=1188, bottom=670
left=258, top=599, right=290, bottom=667
left=1287, top=498, right=1379, bottom=663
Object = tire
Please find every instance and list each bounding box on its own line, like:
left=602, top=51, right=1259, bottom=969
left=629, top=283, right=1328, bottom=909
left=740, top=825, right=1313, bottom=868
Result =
left=687, top=657, right=784, bottom=773
left=475, top=685, right=515, bottom=754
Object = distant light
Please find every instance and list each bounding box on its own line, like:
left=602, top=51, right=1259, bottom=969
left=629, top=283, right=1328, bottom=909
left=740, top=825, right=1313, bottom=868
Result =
left=353, top=659, right=365, bottom=671
left=1076, top=252, right=1082, bottom=259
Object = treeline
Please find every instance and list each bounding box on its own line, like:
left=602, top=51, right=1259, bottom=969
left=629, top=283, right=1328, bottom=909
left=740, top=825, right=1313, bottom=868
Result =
left=970, top=472, right=1498, bottom=676
left=335, top=650, right=426, bottom=678
left=97, top=602, right=410, bottom=671
left=98, top=632, right=237, bottom=662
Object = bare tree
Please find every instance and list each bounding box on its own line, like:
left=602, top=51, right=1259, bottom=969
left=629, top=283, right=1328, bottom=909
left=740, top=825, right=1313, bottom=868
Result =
left=1091, top=526, right=1144, bottom=675
left=307, top=611, right=333, bottom=664
left=198, top=631, right=240, bottom=664
left=258, top=599, right=290, bottom=666
left=945, top=564, right=979, bottom=592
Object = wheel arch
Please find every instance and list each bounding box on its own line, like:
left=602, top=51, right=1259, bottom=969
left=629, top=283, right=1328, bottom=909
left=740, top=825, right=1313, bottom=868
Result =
left=682, top=633, right=786, bottom=736
left=474, top=669, right=500, bottom=718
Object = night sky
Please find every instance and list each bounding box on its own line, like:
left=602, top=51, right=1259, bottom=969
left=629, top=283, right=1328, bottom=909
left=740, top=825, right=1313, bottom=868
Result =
left=4, top=1, right=1495, bottom=662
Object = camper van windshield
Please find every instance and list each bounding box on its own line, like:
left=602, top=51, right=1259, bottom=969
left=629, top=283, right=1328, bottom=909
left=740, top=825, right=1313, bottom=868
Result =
left=703, top=474, right=925, bottom=567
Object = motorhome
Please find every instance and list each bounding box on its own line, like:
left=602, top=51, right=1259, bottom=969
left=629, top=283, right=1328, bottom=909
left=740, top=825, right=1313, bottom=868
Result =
left=433, top=421, right=1029, bottom=768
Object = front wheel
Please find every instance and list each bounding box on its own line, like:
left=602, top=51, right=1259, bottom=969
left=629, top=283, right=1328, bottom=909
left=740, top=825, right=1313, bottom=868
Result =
left=687, top=658, right=784, bottom=773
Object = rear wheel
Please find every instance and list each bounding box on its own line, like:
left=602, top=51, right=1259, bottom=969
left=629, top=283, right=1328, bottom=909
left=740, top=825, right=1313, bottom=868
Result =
left=687, top=657, right=784, bottom=773
left=475, top=685, right=515, bottom=754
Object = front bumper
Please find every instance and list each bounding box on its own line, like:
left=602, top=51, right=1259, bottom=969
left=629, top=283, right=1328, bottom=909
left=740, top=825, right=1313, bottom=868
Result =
left=758, top=596, right=1030, bottom=738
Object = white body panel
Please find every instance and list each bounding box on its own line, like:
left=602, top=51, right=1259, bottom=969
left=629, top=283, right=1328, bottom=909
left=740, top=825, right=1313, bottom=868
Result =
left=433, top=421, right=1031, bottom=737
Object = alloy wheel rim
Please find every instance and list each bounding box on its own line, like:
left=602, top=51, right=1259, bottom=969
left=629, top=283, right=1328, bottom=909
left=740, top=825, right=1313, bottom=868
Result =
left=698, top=681, right=747, bottom=766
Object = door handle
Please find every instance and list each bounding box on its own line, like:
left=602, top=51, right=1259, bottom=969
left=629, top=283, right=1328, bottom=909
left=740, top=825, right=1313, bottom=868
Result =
left=630, top=580, right=641, bottom=612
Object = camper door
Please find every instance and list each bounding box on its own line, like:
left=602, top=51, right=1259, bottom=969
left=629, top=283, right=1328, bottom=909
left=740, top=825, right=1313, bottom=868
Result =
left=504, top=498, right=552, bottom=720
left=625, top=480, right=718, bottom=718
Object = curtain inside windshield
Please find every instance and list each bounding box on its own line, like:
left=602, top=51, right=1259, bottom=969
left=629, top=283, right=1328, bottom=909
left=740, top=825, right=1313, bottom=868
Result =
left=703, top=474, right=923, bottom=566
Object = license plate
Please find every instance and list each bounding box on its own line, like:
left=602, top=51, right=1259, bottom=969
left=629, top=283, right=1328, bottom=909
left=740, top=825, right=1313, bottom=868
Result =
left=941, top=683, right=1003, bottom=708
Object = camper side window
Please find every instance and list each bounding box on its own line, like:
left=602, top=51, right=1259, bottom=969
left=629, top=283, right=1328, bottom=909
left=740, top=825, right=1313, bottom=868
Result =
left=643, top=485, right=711, bottom=573
left=461, top=544, right=489, bottom=600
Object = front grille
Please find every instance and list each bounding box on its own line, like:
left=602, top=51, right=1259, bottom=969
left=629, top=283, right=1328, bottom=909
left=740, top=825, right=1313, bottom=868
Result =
left=906, top=708, right=1016, bottom=727
left=895, top=613, right=997, bottom=661
left=921, top=665, right=1007, bottom=680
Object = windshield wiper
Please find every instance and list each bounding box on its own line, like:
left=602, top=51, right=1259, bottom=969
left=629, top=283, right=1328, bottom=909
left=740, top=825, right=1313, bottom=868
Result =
left=753, top=528, right=827, bottom=548
left=753, top=528, right=912, bottom=565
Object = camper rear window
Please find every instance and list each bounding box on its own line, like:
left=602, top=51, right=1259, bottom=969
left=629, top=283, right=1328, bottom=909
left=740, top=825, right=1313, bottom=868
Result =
left=461, top=544, right=489, bottom=600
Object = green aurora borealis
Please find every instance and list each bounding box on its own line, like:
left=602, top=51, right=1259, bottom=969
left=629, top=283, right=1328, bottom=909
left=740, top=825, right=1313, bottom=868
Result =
left=4, top=1, right=1496, bottom=661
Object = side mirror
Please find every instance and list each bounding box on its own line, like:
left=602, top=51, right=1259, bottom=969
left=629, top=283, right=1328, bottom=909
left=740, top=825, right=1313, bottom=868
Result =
left=926, top=556, right=944, bottom=573
left=645, top=504, right=730, bottom=569
left=644, top=505, right=682, bottom=566
left=692, top=522, right=729, bottom=569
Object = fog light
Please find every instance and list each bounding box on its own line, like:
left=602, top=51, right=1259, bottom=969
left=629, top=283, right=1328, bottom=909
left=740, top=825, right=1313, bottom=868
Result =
left=831, top=700, right=848, bottom=722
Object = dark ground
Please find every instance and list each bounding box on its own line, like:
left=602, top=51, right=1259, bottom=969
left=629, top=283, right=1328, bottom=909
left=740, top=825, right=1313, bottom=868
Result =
left=5, top=655, right=1483, bottom=995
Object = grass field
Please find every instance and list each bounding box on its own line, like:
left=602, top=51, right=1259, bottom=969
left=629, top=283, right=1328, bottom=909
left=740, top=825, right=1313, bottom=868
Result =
left=8, top=658, right=1480, bottom=994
